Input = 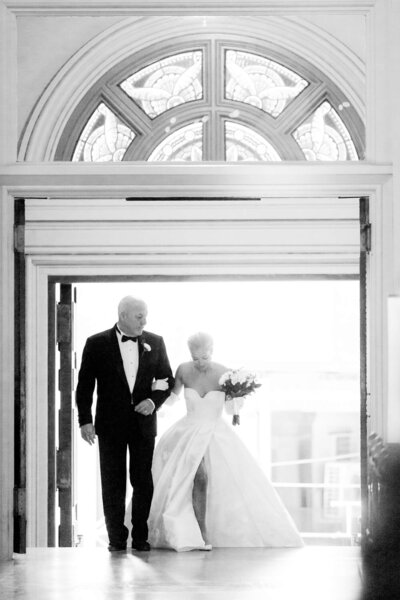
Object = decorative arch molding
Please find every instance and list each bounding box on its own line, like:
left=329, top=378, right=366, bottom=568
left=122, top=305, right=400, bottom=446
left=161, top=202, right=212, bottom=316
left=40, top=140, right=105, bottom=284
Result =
left=19, top=15, right=365, bottom=161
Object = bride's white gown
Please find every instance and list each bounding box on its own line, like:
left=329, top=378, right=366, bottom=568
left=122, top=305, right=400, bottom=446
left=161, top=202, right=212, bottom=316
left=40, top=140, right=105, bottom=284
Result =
left=148, top=388, right=304, bottom=551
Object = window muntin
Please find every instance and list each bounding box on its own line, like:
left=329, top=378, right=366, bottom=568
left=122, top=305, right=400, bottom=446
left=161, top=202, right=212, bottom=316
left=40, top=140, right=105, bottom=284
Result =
left=120, top=51, right=203, bottom=119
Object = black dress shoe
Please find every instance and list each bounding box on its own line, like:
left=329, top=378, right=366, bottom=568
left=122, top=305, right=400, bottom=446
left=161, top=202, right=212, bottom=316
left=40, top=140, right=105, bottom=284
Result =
left=131, top=541, right=151, bottom=551
left=108, top=543, right=127, bottom=552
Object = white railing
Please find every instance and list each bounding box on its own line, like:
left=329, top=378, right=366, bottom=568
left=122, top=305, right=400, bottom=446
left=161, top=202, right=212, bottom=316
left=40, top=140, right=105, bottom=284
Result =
left=270, top=453, right=361, bottom=539
left=271, top=452, right=360, bottom=467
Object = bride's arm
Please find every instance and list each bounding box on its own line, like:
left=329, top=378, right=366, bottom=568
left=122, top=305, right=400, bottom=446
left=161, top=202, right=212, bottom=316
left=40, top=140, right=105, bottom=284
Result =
left=171, top=364, right=184, bottom=396
left=163, top=364, right=184, bottom=405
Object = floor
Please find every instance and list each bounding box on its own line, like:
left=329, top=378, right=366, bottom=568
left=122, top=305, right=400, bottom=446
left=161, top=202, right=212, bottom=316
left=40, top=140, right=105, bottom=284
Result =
left=0, top=546, right=363, bottom=600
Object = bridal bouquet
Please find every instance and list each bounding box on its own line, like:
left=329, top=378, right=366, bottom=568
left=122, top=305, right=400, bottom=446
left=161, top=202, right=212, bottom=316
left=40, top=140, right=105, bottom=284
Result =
left=219, top=368, right=261, bottom=426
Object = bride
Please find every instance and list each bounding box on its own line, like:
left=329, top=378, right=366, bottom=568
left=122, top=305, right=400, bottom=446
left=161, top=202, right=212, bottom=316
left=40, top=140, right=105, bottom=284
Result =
left=148, top=332, right=304, bottom=551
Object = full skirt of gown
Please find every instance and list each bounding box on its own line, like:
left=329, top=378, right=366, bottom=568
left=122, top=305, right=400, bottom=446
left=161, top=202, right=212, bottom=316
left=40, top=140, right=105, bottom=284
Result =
left=148, top=388, right=304, bottom=551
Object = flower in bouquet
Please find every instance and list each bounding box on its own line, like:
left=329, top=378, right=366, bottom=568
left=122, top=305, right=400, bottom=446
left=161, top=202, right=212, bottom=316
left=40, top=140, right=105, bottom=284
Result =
left=218, top=368, right=261, bottom=425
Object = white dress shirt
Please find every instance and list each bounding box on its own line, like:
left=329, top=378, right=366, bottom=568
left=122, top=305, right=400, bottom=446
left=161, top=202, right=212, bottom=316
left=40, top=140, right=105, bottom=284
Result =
left=116, top=327, right=139, bottom=393
left=115, top=326, right=155, bottom=412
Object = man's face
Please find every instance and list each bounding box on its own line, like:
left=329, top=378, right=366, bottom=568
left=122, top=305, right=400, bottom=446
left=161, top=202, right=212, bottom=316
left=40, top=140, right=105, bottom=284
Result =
left=120, top=302, right=148, bottom=336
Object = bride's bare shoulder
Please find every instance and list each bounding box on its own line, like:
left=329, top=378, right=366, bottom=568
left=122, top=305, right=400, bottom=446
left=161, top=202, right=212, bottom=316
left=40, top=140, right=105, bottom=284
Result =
left=212, top=362, right=230, bottom=375
left=175, top=361, right=193, bottom=376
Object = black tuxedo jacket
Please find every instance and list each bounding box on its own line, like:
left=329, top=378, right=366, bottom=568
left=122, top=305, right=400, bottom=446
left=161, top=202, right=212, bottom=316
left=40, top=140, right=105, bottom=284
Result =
left=75, top=327, right=174, bottom=437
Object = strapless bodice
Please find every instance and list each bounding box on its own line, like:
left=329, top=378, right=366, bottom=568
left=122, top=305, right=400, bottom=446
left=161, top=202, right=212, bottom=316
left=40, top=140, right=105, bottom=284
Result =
left=184, top=387, right=225, bottom=421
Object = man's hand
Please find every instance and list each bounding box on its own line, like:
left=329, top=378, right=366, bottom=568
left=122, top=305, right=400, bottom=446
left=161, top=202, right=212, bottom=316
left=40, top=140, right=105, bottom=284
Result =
left=134, top=399, right=155, bottom=416
left=81, top=423, right=96, bottom=445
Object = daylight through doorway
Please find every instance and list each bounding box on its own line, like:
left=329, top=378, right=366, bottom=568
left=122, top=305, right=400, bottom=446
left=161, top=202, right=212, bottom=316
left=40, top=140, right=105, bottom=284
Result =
left=63, top=279, right=360, bottom=547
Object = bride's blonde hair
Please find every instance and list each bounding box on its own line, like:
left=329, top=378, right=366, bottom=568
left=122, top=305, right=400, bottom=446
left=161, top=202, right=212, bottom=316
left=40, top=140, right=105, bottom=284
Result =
left=187, top=332, right=213, bottom=353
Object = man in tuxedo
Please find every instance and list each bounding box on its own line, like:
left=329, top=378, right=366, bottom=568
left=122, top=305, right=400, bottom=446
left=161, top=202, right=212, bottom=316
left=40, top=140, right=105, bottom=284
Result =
left=76, top=295, right=174, bottom=551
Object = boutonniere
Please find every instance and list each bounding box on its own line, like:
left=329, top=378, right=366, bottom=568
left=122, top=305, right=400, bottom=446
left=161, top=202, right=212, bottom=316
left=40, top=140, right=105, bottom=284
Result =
left=143, top=342, right=151, bottom=352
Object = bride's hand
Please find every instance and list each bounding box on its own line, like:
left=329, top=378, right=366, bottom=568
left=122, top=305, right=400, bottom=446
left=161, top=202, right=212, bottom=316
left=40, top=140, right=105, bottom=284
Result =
left=152, top=378, right=169, bottom=391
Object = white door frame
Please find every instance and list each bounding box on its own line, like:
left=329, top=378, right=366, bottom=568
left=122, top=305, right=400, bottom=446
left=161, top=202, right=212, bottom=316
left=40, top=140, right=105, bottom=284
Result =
left=16, top=192, right=388, bottom=545
left=0, top=162, right=393, bottom=548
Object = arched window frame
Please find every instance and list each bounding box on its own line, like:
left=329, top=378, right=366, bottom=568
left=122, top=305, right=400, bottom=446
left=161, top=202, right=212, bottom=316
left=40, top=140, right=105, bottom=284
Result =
left=55, top=36, right=365, bottom=161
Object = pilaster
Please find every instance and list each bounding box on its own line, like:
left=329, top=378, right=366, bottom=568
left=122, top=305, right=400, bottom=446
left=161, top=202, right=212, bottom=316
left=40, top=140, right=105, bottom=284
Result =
left=0, top=192, right=15, bottom=560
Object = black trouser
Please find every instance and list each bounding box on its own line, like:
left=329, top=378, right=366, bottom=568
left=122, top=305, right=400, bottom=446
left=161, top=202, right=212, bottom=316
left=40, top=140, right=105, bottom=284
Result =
left=98, top=427, right=155, bottom=546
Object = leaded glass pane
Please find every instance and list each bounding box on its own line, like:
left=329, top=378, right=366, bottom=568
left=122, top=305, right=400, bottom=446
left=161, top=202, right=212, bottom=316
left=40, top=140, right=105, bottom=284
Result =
left=120, top=51, right=203, bottom=119
left=225, top=121, right=281, bottom=161
left=147, top=122, right=203, bottom=161
left=293, top=101, right=359, bottom=161
left=225, top=50, right=308, bottom=118
left=72, top=103, right=135, bottom=162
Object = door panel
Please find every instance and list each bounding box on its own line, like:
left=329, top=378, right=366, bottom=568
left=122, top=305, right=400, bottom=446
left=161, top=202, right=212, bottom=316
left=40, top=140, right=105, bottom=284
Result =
left=47, top=282, right=57, bottom=546
left=56, top=283, right=77, bottom=547
left=14, top=199, right=26, bottom=553
left=359, top=196, right=370, bottom=547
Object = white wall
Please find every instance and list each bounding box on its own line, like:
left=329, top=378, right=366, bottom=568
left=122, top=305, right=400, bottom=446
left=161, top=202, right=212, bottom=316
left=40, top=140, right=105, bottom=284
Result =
left=301, top=14, right=366, bottom=60
left=17, top=16, right=126, bottom=135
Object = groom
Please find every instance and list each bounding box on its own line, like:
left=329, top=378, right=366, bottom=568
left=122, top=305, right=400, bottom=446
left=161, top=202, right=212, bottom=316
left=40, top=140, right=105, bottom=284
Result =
left=76, top=295, right=174, bottom=551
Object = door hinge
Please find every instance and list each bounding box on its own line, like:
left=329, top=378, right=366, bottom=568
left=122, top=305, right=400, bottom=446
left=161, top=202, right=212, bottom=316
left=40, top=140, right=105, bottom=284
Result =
left=13, top=487, right=26, bottom=516
left=361, top=223, right=371, bottom=253
left=14, top=224, right=25, bottom=253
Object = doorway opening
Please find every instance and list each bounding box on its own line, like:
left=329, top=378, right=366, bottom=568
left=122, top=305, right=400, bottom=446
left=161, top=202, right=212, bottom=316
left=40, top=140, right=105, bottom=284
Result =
left=51, top=278, right=360, bottom=547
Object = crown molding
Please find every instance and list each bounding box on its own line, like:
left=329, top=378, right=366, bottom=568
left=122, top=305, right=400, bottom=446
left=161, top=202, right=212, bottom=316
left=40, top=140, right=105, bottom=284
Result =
left=0, top=161, right=392, bottom=177
left=4, top=0, right=376, bottom=17
left=0, top=162, right=392, bottom=202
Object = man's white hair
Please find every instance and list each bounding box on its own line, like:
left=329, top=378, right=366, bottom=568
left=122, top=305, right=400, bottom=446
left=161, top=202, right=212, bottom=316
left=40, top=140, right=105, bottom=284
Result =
left=187, top=332, right=213, bottom=352
left=117, top=295, right=146, bottom=317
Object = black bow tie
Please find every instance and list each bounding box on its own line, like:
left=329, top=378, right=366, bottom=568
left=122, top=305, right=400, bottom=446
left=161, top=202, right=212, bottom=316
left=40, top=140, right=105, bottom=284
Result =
left=121, top=335, right=138, bottom=343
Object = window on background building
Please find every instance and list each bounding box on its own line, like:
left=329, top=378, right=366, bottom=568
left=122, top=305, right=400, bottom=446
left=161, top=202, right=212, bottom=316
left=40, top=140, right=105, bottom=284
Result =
left=56, top=40, right=364, bottom=162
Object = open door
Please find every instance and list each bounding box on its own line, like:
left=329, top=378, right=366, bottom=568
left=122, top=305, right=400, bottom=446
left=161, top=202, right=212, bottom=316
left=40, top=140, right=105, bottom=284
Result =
left=48, top=283, right=78, bottom=546
left=359, top=196, right=370, bottom=548
left=14, top=199, right=27, bottom=553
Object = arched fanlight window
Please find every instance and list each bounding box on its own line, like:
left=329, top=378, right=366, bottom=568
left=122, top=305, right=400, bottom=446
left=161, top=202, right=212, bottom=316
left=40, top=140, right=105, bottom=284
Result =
left=56, top=40, right=364, bottom=162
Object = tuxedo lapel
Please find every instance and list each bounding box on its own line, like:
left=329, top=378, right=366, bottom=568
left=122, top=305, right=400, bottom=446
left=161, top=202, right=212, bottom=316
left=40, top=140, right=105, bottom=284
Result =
left=133, top=334, right=149, bottom=391
left=106, top=328, right=131, bottom=393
